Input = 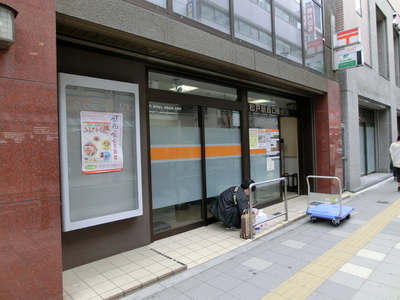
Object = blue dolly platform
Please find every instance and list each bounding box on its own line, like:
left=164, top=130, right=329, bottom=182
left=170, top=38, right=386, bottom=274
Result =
left=306, top=176, right=354, bottom=226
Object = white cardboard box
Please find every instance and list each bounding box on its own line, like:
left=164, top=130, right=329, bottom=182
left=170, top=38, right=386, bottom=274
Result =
left=253, top=209, right=267, bottom=230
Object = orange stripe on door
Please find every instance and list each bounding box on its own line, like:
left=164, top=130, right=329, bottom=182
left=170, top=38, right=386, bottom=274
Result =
left=151, top=145, right=243, bottom=161
left=151, top=146, right=201, bottom=160
left=250, top=149, right=266, bottom=155
left=206, top=145, right=241, bottom=157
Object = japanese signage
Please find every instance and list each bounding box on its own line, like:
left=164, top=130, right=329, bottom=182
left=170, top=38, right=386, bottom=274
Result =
left=333, top=46, right=364, bottom=70
left=249, top=128, right=280, bottom=154
left=80, top=111, right=123, bottom=174
left=305, top=5, right=315, bottom=34
left=248, top=103, right=289, bottom=116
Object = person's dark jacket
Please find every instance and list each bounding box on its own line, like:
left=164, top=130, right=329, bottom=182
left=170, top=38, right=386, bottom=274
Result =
left=208, top=186, right=249, bottom=228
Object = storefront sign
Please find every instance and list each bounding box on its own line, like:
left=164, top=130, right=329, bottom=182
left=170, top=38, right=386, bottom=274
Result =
left=80, top=111, right=123, bottom=174
left=333, top=46, right=364, bottom=70
left=248, top=103, right=289, bottom=116
left=333, top=27, right=361, bottom=49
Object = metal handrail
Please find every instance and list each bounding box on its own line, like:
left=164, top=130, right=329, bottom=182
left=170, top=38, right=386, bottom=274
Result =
left=248, top=177, right=288, bottom=239
left=306, top=175, right=343, bottom=215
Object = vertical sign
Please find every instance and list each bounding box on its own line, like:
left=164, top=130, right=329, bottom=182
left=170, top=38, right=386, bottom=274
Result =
left=306, top=5, right=315, bottom=34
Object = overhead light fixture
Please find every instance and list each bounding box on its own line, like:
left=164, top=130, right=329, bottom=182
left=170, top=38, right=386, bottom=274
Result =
left=0, top=3, right=18, bottom=49
left=169, top=78, right=199, bottom=93
left=249, top=99, right=271, bottom=104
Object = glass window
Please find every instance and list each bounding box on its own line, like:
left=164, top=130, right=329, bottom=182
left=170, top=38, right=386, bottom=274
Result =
left=143, top=0, right=167, bottom=8
left=355, top=0, right=362, bottom=16
left=58, top=74, right=143, bottom=232
left=173, top=0, right=230, bottom=34
left=376, top=7, right=389, bottom=78
left=274, top=0, right=302, bottom=64
left=394, top=32, right=400, bottom=86
left=233, top=0, right=272, bottom=51
left=149, top=71, right=237, bottom=100
left=304, top=1, right=325, bottom=73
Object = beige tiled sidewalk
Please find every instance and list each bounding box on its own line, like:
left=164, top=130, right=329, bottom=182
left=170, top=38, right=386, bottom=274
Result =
left=63, top=193, right=350, bottom=300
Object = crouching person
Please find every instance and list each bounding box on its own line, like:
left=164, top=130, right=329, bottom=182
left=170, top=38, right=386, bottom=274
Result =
left=208, top=179, right=255, bottom=229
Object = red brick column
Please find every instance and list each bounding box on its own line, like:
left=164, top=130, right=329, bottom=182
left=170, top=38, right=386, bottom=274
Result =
left=314, top=80, right=343, bottom=194
left=0, top=1, right=62, bottom=299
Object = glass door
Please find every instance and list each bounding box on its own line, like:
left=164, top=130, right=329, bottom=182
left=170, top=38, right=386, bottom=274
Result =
left=359, top=108, right=376, bottom=175
left=150, top=102, right=202, bottom=233
left=204, top=108, right=242, bottom=218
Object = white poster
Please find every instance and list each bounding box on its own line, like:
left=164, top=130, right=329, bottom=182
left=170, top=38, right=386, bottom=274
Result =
left=267, top=158, right=275, bottom=171
left=80, top=111, right=123, bottom=174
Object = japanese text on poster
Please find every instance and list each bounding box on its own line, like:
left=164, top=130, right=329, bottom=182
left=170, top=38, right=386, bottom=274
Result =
left=81, top=111, right=123, bottom=174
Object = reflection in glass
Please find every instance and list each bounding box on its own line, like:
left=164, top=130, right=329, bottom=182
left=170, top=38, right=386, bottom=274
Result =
left=149, top=71, right=237, bottom=101
left=144, top=0, right=167, bottom=7
left=65, top=87, right=139, bottom=222
left=274, top=0, right=302, bottom=64
left=204, top=108, right=242, bottom=217
left=304, top=1, right=325, bottom=73
left=248, top=91, right=297, bottom=111
left=233, top=0, right=272, bottom=51
left=173, top=0, right=230, bottom=34
left=150, top=102, right=202, bottom=233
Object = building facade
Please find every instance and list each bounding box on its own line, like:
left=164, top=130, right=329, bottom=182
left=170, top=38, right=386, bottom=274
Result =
left=335, top=0, right=400, bottom=192
left=2, top=0, right=398, bottom=299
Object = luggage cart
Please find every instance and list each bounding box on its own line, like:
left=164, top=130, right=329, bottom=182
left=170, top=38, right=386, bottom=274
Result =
left=306, top=175, right=354, bottom=226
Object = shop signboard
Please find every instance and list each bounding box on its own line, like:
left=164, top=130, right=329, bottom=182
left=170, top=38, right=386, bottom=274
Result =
left=333, top=27, right=361, bottom=49
left=333, top=46, right=364, bottom=70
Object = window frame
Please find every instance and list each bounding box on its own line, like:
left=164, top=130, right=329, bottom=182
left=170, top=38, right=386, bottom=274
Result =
left=58, top=73, right=143, bottom=232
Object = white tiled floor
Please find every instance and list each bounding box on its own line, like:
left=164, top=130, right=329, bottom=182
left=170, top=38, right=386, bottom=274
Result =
left=64, top=194, right=344, bottom=300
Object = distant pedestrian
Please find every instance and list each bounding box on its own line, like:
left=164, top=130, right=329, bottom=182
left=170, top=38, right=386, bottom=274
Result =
left=389, top=135, right=400, bottom=191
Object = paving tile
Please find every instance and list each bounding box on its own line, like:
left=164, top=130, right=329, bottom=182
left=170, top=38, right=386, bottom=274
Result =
left=64, top=281, right=90, bottom=295
left=359, top=280, right=400, bottom=299
left=227, top=281, right=269, bottom=300
left=91, top=280, right=119, bottom=295
left=183, top=282, right=225, bottom=300
left=241, top=257, right=273, bottom=271
left=69, top=288, right=98, bottom=300
left=281, top=240, right=307, bottom=249
left=173, top=277, right=204, bottom=293
left=314, top=280, right=358, bottom=300
left=119, top=280, right=142, bottom=294
left=99, top=287, right=123, bottom=300
left=63, top=272, right=82, bottom=286
left=83, top=274, right=109, bottom=287
left=110, top=273, right=135, bottom=286
left=368, top=270, right=400, bottom=288
left=328, top=271, right=366, bottom=289
left=339, top=263, right=373, bottom=279
left=356, top=249, right=386, bottom=261
left=73, top=266, right=101, bottom=280
left=102, top=268, right=125, bottom=280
